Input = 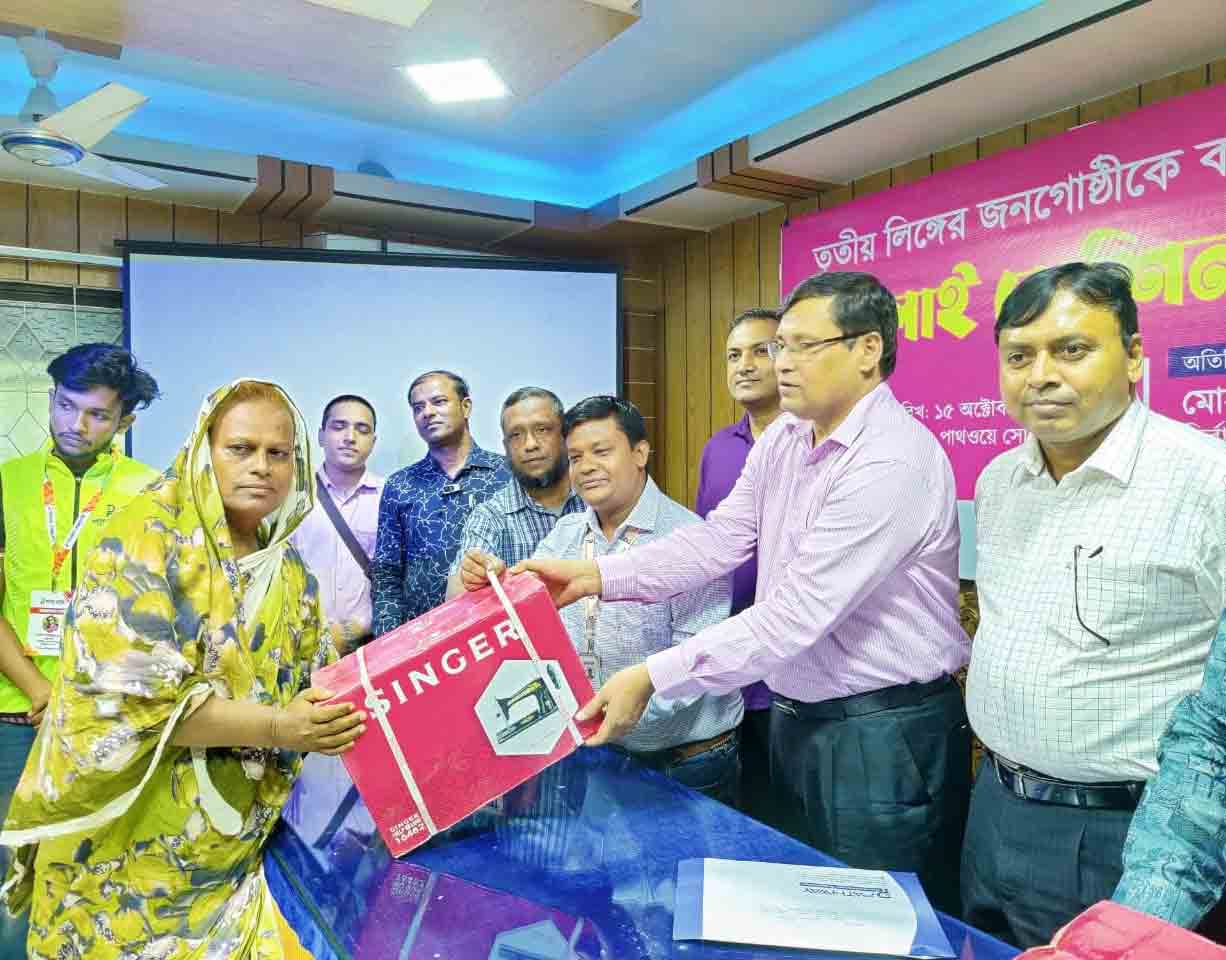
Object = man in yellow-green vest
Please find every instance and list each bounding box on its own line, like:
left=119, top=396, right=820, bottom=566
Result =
left=0, top=343, right=160, bottom=953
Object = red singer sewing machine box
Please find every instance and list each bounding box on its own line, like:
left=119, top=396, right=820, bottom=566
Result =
left=313, top=573, right=600, bottom=857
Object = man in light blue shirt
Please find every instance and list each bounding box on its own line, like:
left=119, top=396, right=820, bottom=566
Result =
left=466, top=396, right=742, bottom=804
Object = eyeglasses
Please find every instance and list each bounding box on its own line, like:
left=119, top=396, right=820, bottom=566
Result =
left=1073, top=544, right=1110, bottom=646
left=767, top=331, right=869, bottom=362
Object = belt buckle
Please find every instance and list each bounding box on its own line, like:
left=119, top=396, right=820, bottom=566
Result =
left=1010, top=768, right=1030, bottom=801
left=773, top=697, right=798, bottom=717
left=994, top=755, right=1029, bottom=801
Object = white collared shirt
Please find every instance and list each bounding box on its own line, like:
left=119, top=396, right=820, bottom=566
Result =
left=967, top=401, right=1226, bottom=781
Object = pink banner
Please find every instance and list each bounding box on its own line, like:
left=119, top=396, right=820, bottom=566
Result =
left=781, top=84, right=1226, bottom=498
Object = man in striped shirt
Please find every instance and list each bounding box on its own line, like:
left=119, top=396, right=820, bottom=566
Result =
left=446, top=387, right=583, bottom=599
left=499, top=272, right=972, bottom=913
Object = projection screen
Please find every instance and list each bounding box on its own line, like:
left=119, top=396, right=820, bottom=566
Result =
left=125, top=245, right=620, bottom=477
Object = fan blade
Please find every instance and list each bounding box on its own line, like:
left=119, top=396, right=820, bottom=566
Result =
left=36, top=82, right=147, bottom=149
left=73, top=151, right=165, bottom=190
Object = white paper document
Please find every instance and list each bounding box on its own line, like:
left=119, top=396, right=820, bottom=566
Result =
left=673, top=859, right=955, bottom=958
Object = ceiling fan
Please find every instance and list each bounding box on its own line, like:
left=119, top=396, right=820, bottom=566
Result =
left=1, top=31, right=164, bottom=190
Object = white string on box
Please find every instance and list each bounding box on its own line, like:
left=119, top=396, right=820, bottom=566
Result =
left=356, top=644, right=438, bottom=839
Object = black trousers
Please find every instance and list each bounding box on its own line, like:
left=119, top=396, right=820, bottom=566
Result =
left=960, top=762, right=1133, bottom=949
left=738, top=708, right=788, bottom=829
left=768, top=677, right=971, bottom=916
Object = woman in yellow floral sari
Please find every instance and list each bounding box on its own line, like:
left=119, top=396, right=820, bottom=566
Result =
left=0, top=380, right=365, bottom=958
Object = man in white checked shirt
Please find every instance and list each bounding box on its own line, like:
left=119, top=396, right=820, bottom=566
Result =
left=464, top=395, right=743, bottom=805
left=962, top=262, right=1226, bottom=948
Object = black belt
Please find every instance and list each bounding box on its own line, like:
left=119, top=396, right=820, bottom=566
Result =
left=772, top=675, right=956, bottom=721
left=0, top=712, right=33, bottom=726
left=988, top=751, right=1143, bottom=811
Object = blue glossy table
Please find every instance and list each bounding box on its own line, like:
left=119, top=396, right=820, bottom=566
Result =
left=267, top=748, right=1018, bottom=960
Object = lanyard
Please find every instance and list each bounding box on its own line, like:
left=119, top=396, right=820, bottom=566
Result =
left=581, top=527, right=639, bottom=655
left=43, top=466, right=106, bottom=585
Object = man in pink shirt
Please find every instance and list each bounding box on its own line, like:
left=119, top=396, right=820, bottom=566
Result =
left=292, top=394, right=386, bottom=652
left=508, top=272, right=972, bottom=912
left=286, top=394, right=386, bottom=839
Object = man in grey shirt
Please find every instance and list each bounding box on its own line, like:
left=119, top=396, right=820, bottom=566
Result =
left=465, top=396, right=742, bottom=804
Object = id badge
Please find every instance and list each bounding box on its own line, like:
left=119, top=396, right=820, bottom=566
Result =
left=27, top=589, right=71, bottom=657
left=579, top=652, right=602, bottom=686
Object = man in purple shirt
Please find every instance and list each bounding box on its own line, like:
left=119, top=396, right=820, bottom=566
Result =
left=695, top=306, right=782, bottom=825
left=512, top=272, right=972, bottom=913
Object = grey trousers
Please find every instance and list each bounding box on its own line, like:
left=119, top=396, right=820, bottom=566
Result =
left=960, top=762, right=1133, bottom=948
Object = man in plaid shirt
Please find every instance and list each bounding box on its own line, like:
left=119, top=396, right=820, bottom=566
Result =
left=447, top=387, right=583, bottom=597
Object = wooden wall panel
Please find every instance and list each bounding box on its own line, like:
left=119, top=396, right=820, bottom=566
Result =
left=625, top=381, right=656, bottom=413
left=891, top=156, right=932, bottom=186
left=1078, top=88, right=1140, bottom=124
left=78, top=192, right=125, bottom=289
left=683, top=234, right=710, bottom=507
left=652, top=290, right=669, bottom=493
left=622, top=273, right=661, bottom=313
left=78, top=268, right=121, bottom=290
left=623, top=348, right=654, bottom=381
left=1025, top=109, right=1079, bottom=144
left=219, top=211, right=261, bottom=245
left=624, top=312, right=658, bottom=349
left=174, top=205, right=219, bottom=244
left=28, top=263, right=77, bottom=286
left=619, top=250, right=665, bottom=485
left=28, top=187, right=76, bottom=251
left=818, top=185, right=852, bottom=210
left=933, top=141, right=977, bottom=173
left=978, top=124, right=1025, bottom=159
left=0, top=182, right=28, bottom=282
left=261, top=216, right=302, bottom=247
left=786, top=196, right=819, bottom=219
left=1140, top=66, right=1206, bottom=105
left=79, top=193, right=125, bottom=255
left=852, top=171, right=891, bottom=199
left=127, top=197, right=173, bottom=242
left=708, top=224, right=734, bottom=437
left=0, top=183, right=322, bottom=295
left=732, top=215, right=760, bottom=319
left=759, top=206, right=786, bottom=307
left=28, top=187, right=77, bottom=285
left=662, top=241, right=688, bottom=502
left=0, top=182, right=27, bottom=246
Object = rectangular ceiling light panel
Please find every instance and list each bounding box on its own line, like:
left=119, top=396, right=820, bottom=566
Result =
left=402, top=58, right=510, bottom=103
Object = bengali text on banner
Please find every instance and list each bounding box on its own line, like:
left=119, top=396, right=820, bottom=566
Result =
left=781, top=84, right=1226, bottom=498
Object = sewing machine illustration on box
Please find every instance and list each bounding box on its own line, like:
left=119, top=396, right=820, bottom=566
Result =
left=494, top=665, right=562, bottom=744
left=476, top=661, right=577, bottom=757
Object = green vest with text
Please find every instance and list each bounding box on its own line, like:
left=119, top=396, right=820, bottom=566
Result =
left=0, top=441, right=159, bottom=713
